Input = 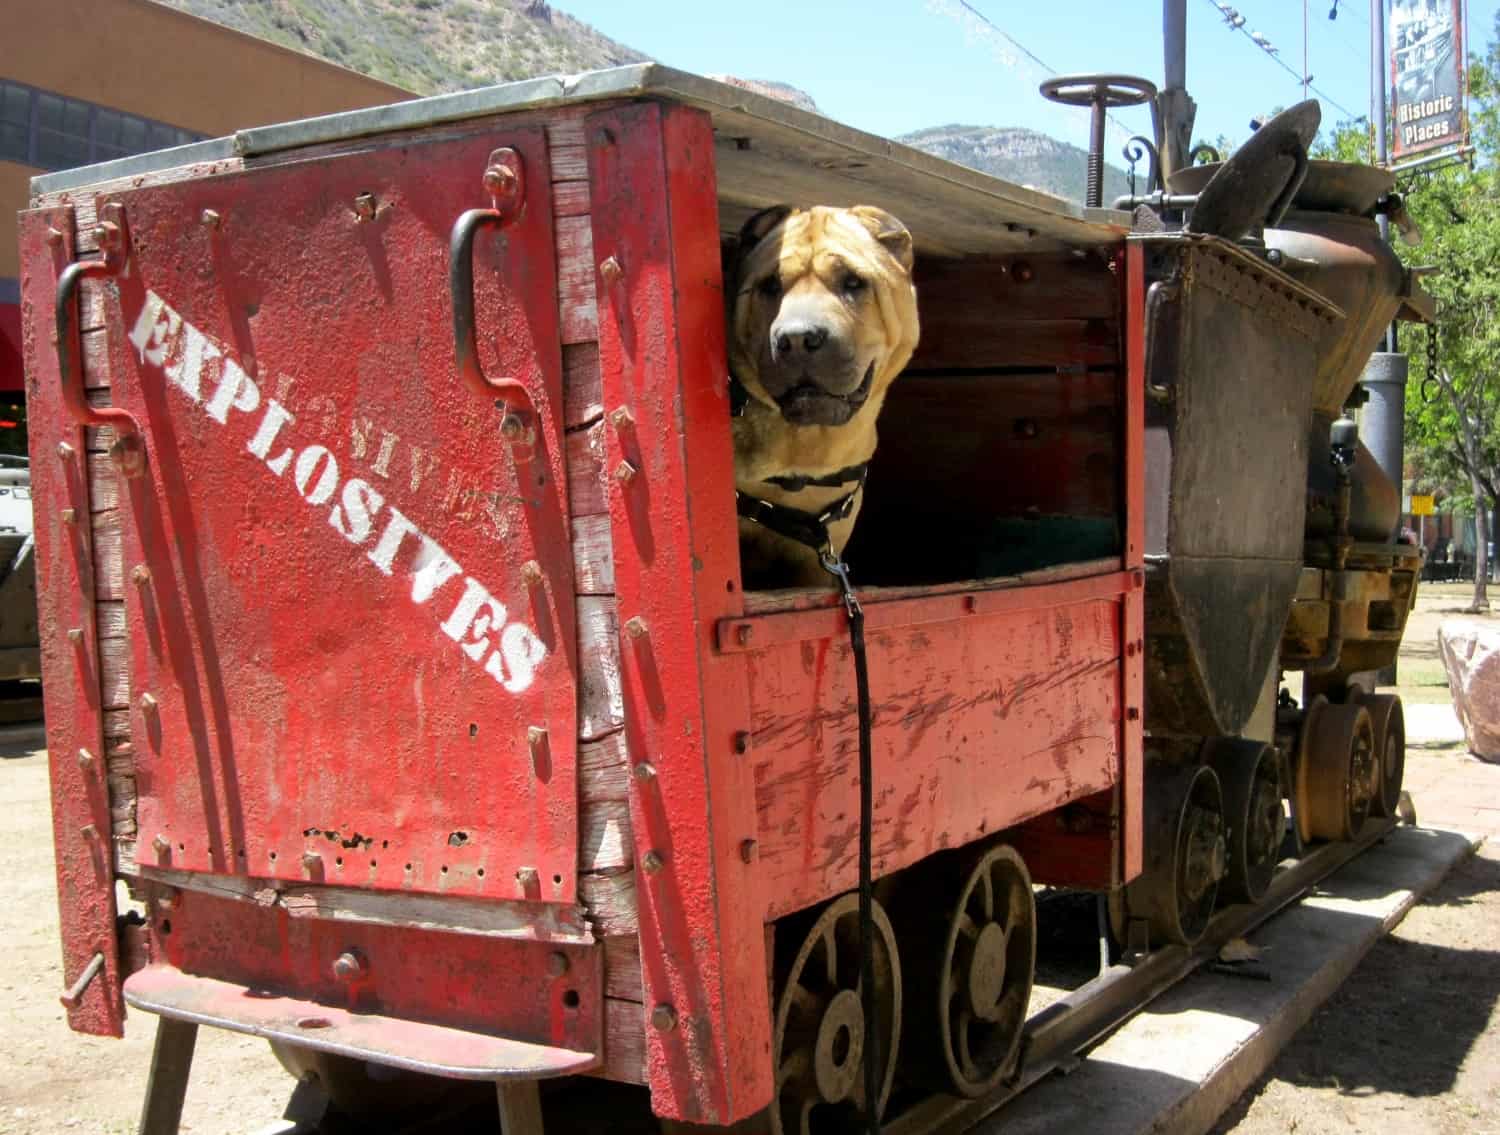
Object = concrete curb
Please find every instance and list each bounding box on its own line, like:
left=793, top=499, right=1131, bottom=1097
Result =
left=979, top=825, right=1480, bottom=1135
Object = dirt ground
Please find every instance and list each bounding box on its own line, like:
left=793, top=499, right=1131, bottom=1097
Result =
left=2, top=584, right=1497, bottom=1134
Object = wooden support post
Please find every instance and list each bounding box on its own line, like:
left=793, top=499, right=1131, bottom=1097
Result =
left=137, top=1017, right=197, bottom=1135
left=496, top=1080, right=545, bottom=1135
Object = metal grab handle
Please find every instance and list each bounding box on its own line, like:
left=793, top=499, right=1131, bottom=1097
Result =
left=55, top=257, right=142, bottom=439
left=448, top=147, right=532, bottom=424
left=1264, top=144, right=1309, bottom=230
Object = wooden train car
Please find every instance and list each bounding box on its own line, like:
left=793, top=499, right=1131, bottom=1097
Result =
left=20, top=66, right=1418, bottom=1135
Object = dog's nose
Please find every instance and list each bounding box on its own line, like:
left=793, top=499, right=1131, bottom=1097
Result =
left=773, top=323, right=829, bottom=357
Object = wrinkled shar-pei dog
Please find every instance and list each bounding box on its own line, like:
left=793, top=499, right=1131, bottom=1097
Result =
left=728, top=204, right=920, bottom=588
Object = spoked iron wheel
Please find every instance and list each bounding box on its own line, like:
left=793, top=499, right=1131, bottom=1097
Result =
left=770, top=894, right=901, bottom=1135
left=1296, top=697, right=1376, bottom=843
left=1121, top=762, right=1226, bottom=947
left=929, top=845, right=1036, bottom=1097
left=1208, top=738, right=1285, bottom=904
left=1356, top=692, right=1406, bottom=819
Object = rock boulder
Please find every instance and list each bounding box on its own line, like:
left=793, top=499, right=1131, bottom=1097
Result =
left=1437, top=618, right=1500, bottom=761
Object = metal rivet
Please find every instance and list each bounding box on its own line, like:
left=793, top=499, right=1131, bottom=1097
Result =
left=66, top=628, right=84, bottom=644
left=547, top=952, right=570, bottom=978
left=200, top=208, right=221, bottom=228
left=599, top=256, right=623, bottom=284
left=152, top=834, right=171, bottom=859
left=77, top=748, right=94, bottom=771
left=651, top=1004, right=678, bottom=1032
left=521, top=560, right=543, bottom=585
left=1012, top=260, right=1034, bottom=283
left=1125, top=641, right=1136, bottom=657
left=331, top=950, right=365, bottom=981
left=56, top=441, right=75, bottom=461
left=139, top=692, right=158, bottom=715
left=499, top=413, right=526, bottom=442
left=351, top=194, right=376, bottom=222
left=93, top=221, right=121, bottom=250
left=302, top=851, right=322, bottom=872
left=739, top=839, right=758, bottom=864
left=45, top=227, right=64, bottom=247
left=624, top=616, right=648, bottom=640
left=641, top=850, right=665, bottom=874
left=1127, top=707, right=1141, bottom=721
left=155, top=886, right=179, bottom=911
left=131, top=564, right=151, bottom=586
left=483, top=164, right=517, bottom=195
left=633, top=761, right=657, bottom=782
left=732, top=731, right=751, bottom=755
left=609, top=406, right=633, bottom=430
left=735, top=624, right=753, bottom=647
left=614, top=459, right=638, bottom=485
left=59, top=508, right=77, bottom=525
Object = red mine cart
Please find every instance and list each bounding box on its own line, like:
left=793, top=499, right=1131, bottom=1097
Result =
left=23, top=66, right=1142, bottom=1132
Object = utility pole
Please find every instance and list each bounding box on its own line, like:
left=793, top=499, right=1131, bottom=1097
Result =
left=1160, top=0, right=1196, bottom=178
left=1304, top=0, right=1311, bottom=100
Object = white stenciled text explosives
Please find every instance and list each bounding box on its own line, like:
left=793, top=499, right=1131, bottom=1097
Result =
left=127, top=290, right=546, bottom=695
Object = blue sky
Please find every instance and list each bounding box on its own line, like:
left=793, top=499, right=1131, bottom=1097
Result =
left=558, top=1, right=1498, bottom=155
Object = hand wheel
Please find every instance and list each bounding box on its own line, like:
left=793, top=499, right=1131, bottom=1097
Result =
left=1040, top=74, right=1159, bottom=207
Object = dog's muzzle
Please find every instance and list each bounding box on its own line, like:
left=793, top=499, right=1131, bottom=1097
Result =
left=772, top=360, right=876, bottom=426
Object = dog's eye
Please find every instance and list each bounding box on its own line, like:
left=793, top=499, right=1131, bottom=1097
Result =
left=842, top=273, right=866, bottom=294
left=757, top=275, right=782, bottom=299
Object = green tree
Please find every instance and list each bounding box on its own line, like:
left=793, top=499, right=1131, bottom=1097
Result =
left=1397, top=11, right=1500, bottom=611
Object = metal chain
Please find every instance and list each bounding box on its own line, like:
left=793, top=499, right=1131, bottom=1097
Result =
left=1421, top=316, right=1441, bottom=405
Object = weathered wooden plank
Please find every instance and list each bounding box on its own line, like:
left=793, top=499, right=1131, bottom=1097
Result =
left=549, top=144, right=590, bottom=184
left=551, top=179, right=591, bottom=218
left=92, top=509, right=123, bottom=599
left=106, top=741, right=137, bottom=837
left=565, top=419, right=609, bottom=519
left=563, top=341, right=603, bottom=429
left=95, top=599, right=126, bottom=640
left=579, top=800, right=631, bottom=873
left=571, top=514, right=614, bottom=595
left=603, top=934, right=644, bottom=1003
left=81, top=327, right=111, bottom=391
left=556, top=214, right=598, bottom=345
left=577, top=868, right=636, bottom=937
left=104, top=708, right=130, bottom=740
left=579, top=729, right=630, bottom=803
left=577, top=596, right=623, bottom=741
left=600, top=996, right=646, bottom=1084
left=99, top=635, right=130, bottom=710
left=85, top=452, right=119, bottom=513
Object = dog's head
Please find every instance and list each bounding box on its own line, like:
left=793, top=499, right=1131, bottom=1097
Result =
left=730, top=205, right=919, bottom=428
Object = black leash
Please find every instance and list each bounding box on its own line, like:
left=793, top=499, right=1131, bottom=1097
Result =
left=821, top=549, right=879, bottom=1134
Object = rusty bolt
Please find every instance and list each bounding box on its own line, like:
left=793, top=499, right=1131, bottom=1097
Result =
left=131, top=564, right=151, bottom=586
left=483, top=164, right=518, bottom=196
left=547, top=952, right=570, bottom=978
left=1127, top=707, right=1141, bottom=721
left=614, top=459, right=638, bottom=485
left=93, top=221, right=122, bottom=250
left=331, top=951, right=366, bottom=982
left=651, top=1004, right=678, bottom=1032
left=739, top=839, right=758, bottom=864
left=155, top=886, right=180, bottom=910
left=60, top=507, right=77, bottom=525
left=200, top=209, right=221, bottom=228
left=624, top=616, right=648, bottom=640
left=521, top=560, right=544, bottom=585
left=66, top=627, right=84, bottom=645
left=139, top=692, right=159, bottom=716
left=77, top=748, right=95, bottom=772
left=641, top=850, right=665, bottom=874
left=633, top=761, right=657, bottom=782
left=56, top=441, right=75, bottom=462
left=609, top=406, right=633, bottom=430
left=352, top=194, right=377, bottom=222
left=1125, top=641, right=1136, bottom=658
left=45, top=227, right=64, bottom=247
left=599, top=256, right=623, bottom=285
left=732, top=731, right=751, bottom=756
left=151, top=834, right=171, bottom=859
left=302, top=850, right=322, bottom=873
left=1011, top=261, right=1034, bottom=283
left=735, top=624, right=753, bottom=647
left=499, top=413, right=526, bottom=442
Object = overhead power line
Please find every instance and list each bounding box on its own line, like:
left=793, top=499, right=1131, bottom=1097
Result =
left=1205, top=0, right=1362, bottom=120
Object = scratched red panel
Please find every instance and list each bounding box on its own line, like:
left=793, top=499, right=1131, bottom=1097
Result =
left=748, top=589, right=1124, bottom=919
left=1122, top=241, right=1147, bottom=882
left=99, top=127, right=579, bottom=902
left=20, top=206, right=126, bottom=1036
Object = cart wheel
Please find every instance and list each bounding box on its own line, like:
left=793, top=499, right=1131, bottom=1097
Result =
left=270, top=1042, right=490, bottom=1128
left=770, top=893, right=902, bottom=1135
left=1208, top=739, right=1284, bottom=904
left=1356, top=692, right=1406, bottom=819
left=1296, top=699, right=1376, bottom=843
left=1122, top=763, right=1226, bottom=947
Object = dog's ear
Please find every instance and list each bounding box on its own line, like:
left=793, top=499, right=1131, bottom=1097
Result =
left=737, top=205, right=795, bottom=254
left=848, top=205, right=915, bottom=272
